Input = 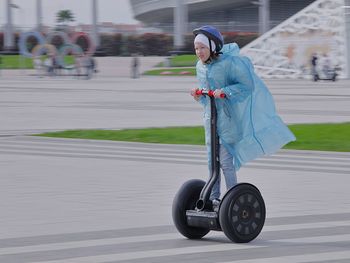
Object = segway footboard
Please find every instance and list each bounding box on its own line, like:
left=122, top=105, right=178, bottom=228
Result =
left=186, top=210, right=221, bottom=231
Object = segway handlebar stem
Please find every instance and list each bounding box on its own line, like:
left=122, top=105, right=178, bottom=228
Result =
left=195, top=89, right=223, bottom=211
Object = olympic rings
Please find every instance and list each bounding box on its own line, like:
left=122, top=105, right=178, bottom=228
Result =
left=57, top=44, right=84, bottom=68
left=32, top=44, right=57, bottom=57
left=71, top=32, right=96, bottom=55
left=18, top=31, right=46, bottom=58
left=59, top=43, right=84, bottom=56
left=46, top=31, right=70, bottom=47
left=18, top=31, right=95, bottom=68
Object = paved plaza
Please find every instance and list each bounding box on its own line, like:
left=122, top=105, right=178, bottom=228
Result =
left=0, top=60, right=350, bottom=262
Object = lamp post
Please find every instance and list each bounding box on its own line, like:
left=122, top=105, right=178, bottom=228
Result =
left=344, top=2, right=350, bottom=78
left=4, top=0, right=19, bottom=51
left=36, top=0, right=43, bottom=33
left=92, top=0, right=100, bottom=49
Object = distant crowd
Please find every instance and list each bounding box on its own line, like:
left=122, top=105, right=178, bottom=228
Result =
left=33, top=54, right=97, bottom=79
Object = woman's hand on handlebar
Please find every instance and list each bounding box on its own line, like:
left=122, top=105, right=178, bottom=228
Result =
left=213, top=89, right=225, bottom=98
left=191, top=88, right=200, bottom=101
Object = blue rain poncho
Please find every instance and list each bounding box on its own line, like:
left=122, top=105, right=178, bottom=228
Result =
left=196, top=43, right=296, bottom=170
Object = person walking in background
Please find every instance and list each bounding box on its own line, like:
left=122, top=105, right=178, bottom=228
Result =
left=33, top=56, right=44, bottom=78
left=74, top=54, right=83, bottom=78
left=85, top=56, right=97, bottom=79
left=44, top=54, right=54, bottom=76
left=311, top=53, right=318, bottom=79
left=131, top=54, right=140, bottom=78
left=191, top=25, right=295, bottom=209
left=321, top=53, right=332, bottom=77
left=51, top=53, right=58, bottom=76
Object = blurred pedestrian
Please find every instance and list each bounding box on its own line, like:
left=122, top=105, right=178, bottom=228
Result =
left=33, top=56, right=44, bottom=78
left=321, top=53, right=332, bottom=77
left=310, top=53, right=318, bottom=78
left=74, top=54, right=83, bottom=78
left=191, top=25, right=295, bottom=207
left=44, top=54, right=54, bottom=76
left=85, top=56, right=97, bottom=79
left=0, top=55, right=3, bottom=77
left=131, top=54, right=140, bottom=78
left=52, top=53, right=58, bottom=76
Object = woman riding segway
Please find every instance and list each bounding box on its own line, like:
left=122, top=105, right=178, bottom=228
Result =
left=172, top=25, right=296, bottom=243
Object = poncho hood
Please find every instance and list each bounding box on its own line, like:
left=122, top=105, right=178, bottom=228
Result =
left=220, top=43, right=240, bottom=57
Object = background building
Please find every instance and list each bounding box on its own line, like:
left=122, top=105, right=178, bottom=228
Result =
left=131, top=0, right=350, bottom=79
left=130, top=0, right=316, bottom=33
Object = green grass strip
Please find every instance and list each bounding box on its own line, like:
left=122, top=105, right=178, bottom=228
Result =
left=0, top=55, right=34, bottom=69
left=170, top=55, right=197, bottom=67
left=0, top=55, right=75, bottom=69
left=37, top=127, right=205, bottom=145
left=155, top=55, right=197, bottom=67
left=143, top=67, right=195, bottom=76
left=284, top=122, right=350, bottom=152
left=36, top=123, right=350, bottom=152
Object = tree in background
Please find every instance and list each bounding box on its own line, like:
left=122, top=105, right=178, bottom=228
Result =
left=56, top=9, right=75, bottom=27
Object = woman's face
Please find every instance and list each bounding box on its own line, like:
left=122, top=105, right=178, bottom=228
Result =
left=195, top=42, right=210, bottom=63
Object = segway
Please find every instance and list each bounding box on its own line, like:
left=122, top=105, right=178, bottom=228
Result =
left=172, top=89, right=266, bottom=243
left=313, top=70, right=337, bottom=82
left=313, top=66, right=339, bottom=82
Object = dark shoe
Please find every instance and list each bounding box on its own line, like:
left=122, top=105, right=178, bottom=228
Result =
left=204, top=201, right=213, bottom=211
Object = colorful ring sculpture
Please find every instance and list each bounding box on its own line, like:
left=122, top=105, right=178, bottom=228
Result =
left=18, top=31, right=95, bottom=69
left=32, top=44, right=57, bottom=57
left=18, top=31, right=46, bottom=58
left=71, top=32, right=96, bottom=55
left=57, top=44, right=84, bottom=68
left=46, top=31, right=70, bottom=47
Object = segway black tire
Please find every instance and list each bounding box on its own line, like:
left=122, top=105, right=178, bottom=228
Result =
left=219, top=183, right=265, bottom=243
left=172, top=179, right=210, bottom=239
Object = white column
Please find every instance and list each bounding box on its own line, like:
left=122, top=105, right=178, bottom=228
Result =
left=92, top=0, right=100, bottom=48
left=4, top=0, right=14, bottom=50
left=183, top=2, right=188, bottom=36
left=259, top=0, right=270, bottom=35
left=36, top=0, right=43, bottom=32
left=345, top=0, right=350, bottom=78
left=174, top=0, right=187, bottom=49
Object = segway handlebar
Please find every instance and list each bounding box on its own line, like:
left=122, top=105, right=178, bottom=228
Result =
left=195, top=89, right=225, bottom=98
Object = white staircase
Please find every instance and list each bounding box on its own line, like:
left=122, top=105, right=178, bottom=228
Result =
left=241, top=0, right=347, bottom=79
